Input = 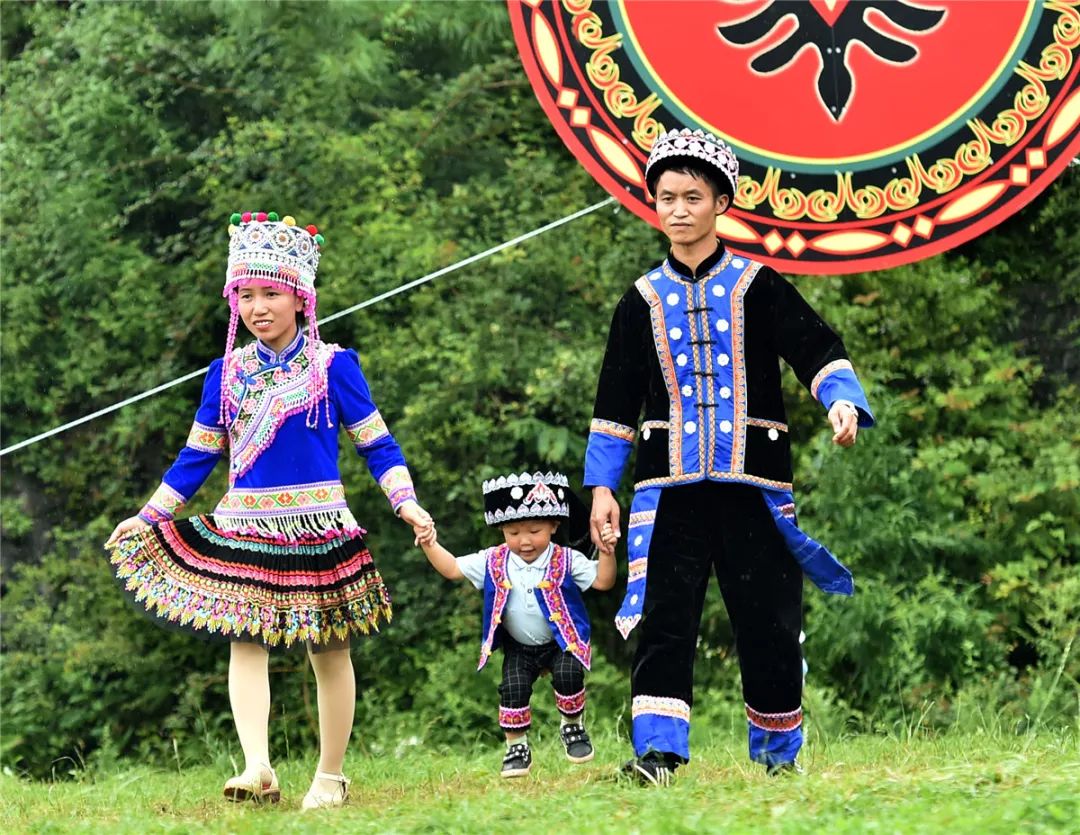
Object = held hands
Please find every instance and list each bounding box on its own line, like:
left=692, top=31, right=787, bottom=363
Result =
left=828, top=401, right=859, bottom=447
left=399, top=500, right=436, bottom=547
left=105, top=516, right=148, bottom=547
left=590, top=487, right=621, bottom=555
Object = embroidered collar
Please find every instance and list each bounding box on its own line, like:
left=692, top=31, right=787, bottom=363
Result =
left=255, top=329, right=305, bottom=365
left=666, top=243, right=726, bottom=281
left=508, top=543, right=553, bottom=572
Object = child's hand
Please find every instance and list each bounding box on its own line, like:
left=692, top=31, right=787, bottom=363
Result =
left=601, top=521, right=619, bottom=548
left=105, top=516, right=149, bottom=548
left=414, top=521, right=437, bottom=547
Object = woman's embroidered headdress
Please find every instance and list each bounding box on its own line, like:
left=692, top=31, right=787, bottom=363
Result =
left=645, top=127, right=739, bottom=200
left=221, top=211, right=330, bottom=427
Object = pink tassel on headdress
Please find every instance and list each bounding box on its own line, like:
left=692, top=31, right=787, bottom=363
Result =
left=219, top=299, right=241, bottom=426
left=304, top=296, right=333, bottom=429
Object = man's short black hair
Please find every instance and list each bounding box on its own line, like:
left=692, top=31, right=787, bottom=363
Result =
left=647, top=160, right=732, bottom=203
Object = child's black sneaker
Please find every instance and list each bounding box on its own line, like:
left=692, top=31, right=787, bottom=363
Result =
left=560, top=723, right=594, bottom=763
left=620, top=753, right=674, bottom=787
left=501, top=742, right=532, bottom=778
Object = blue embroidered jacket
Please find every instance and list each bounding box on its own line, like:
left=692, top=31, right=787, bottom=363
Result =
left=585, top=248, right=873, bottom=493
left=137, top=331, right=416, bottom=540
left=478, top=544, right=593, bottom=671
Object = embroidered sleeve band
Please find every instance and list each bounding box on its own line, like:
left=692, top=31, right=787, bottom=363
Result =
left=590, top=418, right=636, bottom=442
left=810, top=360, right=854, bottom=400
left=138, top=482, right=187, bottom=525
left=378, top=465, right=416, bottom=512
left=584, top=431, right=634, bottom=489
left=185, top=421, right=227, bottom=454
left=345, top=410, right=390, bottom=449
left=809, top=360, right=875, bottom=427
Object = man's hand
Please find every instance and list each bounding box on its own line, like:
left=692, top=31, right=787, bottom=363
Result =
left=828, top=401, right=859, bottom=447
left=590, top=486, right=621, bottom=555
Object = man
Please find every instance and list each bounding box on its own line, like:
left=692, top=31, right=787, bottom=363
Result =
left=585, top=128, right=873, bottom=785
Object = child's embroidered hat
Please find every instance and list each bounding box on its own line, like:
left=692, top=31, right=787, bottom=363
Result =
left=483, top=472, right=570, bottom=526
left=219, top=210, right=330, bottom=428
left=645, top=127, right=739, bottom=200
left=483, top=471, right=595, bottom=555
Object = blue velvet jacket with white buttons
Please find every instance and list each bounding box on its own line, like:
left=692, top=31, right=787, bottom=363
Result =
left=585, top=246, right=873, bottom=493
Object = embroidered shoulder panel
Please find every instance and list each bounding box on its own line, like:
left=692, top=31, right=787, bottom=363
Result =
left=223, top=340, right=342, bottom=478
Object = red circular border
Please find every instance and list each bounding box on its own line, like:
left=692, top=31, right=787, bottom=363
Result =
left=509, top=0, right=1080, bottom=274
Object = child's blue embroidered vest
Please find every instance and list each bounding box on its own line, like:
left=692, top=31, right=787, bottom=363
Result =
left=478, top=544, right=592, bottom=671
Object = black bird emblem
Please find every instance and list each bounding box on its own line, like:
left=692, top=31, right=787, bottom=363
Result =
left=717, top=1, right=946, bottom=121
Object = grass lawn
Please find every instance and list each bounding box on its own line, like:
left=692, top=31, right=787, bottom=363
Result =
left=3, top=728, right=1077, bottom=833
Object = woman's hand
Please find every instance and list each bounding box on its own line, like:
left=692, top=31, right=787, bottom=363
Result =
left=105, top=516, right=149, bottom=547
left=399, top=501, right=435, bottom=545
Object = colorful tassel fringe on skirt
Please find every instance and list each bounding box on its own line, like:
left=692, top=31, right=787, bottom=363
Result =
left=106, top=515, right=391, bottom=650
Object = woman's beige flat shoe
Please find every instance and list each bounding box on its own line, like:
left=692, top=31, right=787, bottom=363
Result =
left=223, top=763, right=280, bottom=803
left=301, top=770, right=350, bottom=810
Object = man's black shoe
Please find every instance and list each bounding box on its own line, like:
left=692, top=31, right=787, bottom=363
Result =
left=621, top=754, right=674, bottom=787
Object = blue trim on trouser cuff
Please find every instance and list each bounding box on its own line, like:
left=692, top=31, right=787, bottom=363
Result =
left=633, top=714, right=690, bottom=762
left=748, top=723, right=802, bottom=766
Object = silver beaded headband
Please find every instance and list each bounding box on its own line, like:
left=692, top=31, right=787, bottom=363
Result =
left=483, top=471, right=570, bottom=526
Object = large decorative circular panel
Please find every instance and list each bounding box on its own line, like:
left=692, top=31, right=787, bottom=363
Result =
left=509, top=0, right=1080, bottom=274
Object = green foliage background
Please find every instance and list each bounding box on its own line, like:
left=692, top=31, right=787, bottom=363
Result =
left=2, top=1, right=1077, bottom=779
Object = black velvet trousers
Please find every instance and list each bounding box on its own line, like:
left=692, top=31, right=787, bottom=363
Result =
left=631, top=481, right=804, bottom=755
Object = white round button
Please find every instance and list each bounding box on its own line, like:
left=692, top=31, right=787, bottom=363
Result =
left=666, top=292, right=679, bottom=305
left=670, top=327, right=682, bottom=340
left=684, top=421, right=697, bottom=434
left=682, top=384, right=693, bottom=397
left=719, top=420, right=733, bottom=433
left=732, top=258, right=745, bottom=268
left=642, top=427, right=651, bottom=440
left=511, top=486, right=523, bottom=499
left=768, top=428, right=780, bottom=441
left=720, top=386, right=731, bottom=398
left=716, top=320, right=729, bottom=333
left=676, top=354, right=688, bottom=367
left=717, top=353, right=730, bottom=366
left=633, top=535, right=643, bottom=547
left=712, top=285, right=726, bottom=297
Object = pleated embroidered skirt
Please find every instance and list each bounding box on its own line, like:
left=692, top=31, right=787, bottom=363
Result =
left=106, top=514, right=391, bottom=650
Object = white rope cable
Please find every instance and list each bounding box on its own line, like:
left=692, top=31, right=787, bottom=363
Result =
left=0, top=196, right=616, bottom=458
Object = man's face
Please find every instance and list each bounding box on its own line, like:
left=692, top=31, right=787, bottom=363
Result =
left=654, top=170, right=729, bottom=249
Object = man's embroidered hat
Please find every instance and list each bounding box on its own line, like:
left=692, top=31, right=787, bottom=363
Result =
left=483, top=471, right=594, bottom=554
left=645, top=128, right=739, bottom=200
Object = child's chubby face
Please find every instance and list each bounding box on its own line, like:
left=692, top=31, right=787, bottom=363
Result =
left=501, top=519, right=559, bottom=563
left=236, top=282, right=304, bottom=350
